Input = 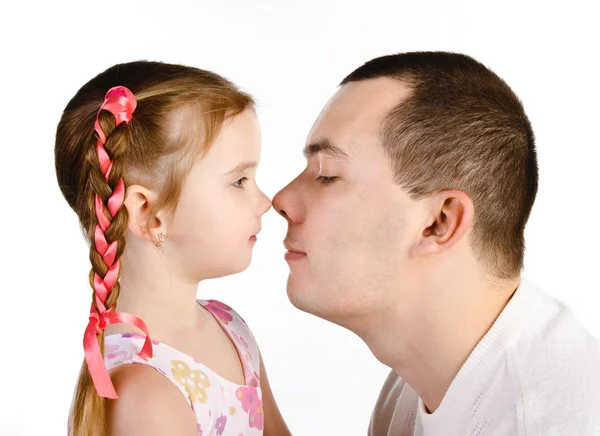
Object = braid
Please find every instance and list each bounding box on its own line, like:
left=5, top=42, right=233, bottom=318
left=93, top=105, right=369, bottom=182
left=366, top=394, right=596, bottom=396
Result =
left=70, top=87, right=153, bottom=436
left=87, top=107, right=129, bottom=318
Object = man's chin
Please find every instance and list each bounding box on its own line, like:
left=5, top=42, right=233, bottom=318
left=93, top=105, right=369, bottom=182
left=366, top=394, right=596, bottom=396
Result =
left=286, top=280, right=343, bottom=322
left=286, top=279, right=321, bottom=315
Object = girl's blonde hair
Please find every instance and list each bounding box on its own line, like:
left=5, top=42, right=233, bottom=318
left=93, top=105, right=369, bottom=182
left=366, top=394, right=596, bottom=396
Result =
left=55, top=61, right=254, bottom=436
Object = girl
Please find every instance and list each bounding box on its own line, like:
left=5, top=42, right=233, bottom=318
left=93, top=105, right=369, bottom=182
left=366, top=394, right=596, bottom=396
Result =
left=55, top=61, right=291, bottom=436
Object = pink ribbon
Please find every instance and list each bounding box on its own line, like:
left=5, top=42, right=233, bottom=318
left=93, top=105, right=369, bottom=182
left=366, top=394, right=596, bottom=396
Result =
left=94, top=87, right=137, bottom=181
left=83, top=85, right=153, bottom=399
left=84, top=305, right=153, bottom=399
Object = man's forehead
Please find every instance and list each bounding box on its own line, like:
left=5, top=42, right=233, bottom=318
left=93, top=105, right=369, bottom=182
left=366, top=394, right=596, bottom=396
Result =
left=306, top=77, right=411, bottom=154
left=339, top=76, right=408, bottom=103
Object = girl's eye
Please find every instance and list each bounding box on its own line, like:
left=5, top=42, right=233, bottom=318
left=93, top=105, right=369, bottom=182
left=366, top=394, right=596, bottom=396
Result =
left=232, top=177, right=248, bottom=188
left=315, top=176, right=338, bottom=185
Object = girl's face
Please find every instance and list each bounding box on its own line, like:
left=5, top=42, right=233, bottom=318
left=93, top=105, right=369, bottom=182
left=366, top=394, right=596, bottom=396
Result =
left=165, top=108, right=271, bottom=282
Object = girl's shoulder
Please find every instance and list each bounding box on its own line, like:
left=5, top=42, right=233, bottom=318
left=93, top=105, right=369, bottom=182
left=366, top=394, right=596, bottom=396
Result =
left=197, top=299, right=261, bottom=379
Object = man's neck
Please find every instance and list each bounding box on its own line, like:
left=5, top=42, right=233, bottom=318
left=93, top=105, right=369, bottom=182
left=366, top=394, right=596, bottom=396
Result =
left=353, top=273, right=519, bottom=413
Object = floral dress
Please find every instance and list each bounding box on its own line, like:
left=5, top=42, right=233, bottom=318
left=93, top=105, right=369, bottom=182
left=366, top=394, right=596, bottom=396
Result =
left=75, top=300, right=264, bottom=436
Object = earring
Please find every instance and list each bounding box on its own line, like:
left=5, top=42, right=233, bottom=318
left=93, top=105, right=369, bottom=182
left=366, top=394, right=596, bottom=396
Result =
left=156, top=233, right=165, bottom=247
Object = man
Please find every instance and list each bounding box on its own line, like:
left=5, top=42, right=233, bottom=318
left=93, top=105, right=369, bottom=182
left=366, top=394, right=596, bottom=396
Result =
left=272, top=52, right=600, bottom=435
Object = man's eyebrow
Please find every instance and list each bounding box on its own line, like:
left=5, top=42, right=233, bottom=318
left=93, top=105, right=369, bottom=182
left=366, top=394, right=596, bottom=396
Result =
left=303, top=139, right=350, bottom=159
left=224, top=161, right=257, bottom=176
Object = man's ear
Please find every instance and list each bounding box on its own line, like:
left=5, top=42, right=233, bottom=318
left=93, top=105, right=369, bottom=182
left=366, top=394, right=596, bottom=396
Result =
left=413, top=190, right=475, bottom=256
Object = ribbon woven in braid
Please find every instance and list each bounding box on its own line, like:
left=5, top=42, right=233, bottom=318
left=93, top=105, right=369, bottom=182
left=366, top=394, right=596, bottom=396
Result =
left=83, top=86, right=153, bottom=399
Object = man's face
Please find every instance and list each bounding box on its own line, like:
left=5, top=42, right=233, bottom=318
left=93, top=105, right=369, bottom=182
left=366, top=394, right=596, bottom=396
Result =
left=273, top=78, right=424, bottom=322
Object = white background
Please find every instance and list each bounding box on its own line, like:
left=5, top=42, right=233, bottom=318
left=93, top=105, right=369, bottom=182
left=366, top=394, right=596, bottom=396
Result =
left=1, top=1, right=599, bottom=435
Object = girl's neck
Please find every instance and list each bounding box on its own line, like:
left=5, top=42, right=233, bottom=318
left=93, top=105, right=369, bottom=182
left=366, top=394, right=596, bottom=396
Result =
left=105, top=244, right=209, bottom=338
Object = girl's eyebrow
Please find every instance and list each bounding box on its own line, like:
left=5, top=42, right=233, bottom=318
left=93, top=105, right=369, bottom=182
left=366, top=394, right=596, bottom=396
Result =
left=224, top=161, right=257, bottom=176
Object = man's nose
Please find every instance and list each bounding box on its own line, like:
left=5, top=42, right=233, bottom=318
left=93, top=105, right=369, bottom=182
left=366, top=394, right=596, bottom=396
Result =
left=272, top=187, right=289, bottom=219
left=273, top=175, right=306, bottom=224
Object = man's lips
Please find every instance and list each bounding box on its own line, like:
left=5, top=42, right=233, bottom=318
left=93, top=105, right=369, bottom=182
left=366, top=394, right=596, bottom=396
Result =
left=284, top=241, right=306, bottom=261
left=284, top=241, right=306, bottom=254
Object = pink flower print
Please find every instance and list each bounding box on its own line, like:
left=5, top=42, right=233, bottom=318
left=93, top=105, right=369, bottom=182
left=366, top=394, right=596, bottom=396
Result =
left=105, top=344, right=127, bottom=365
left=231, top=331, right=249, bottom=351
left=232, top=331, right=252, bottom=363
left=205, top=300, right=233, bottom=325
left=215, top=414, right=227, bottom=435
left=197, top=424, right=203, bottom=436
left=236, top=386, right=264, bottom=430
left=249, top=371, right=260, bottom=388
left=122, top=332, right=160, bottom=345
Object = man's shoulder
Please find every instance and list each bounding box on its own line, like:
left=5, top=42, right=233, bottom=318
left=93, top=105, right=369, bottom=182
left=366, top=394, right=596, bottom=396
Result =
left=511, top=295, right=600, bottom=376
left=369, top=370, right=416, bottom=436
left=508, top=296, right=600, bottom=431
left=376, top=370, right=407, bottom=407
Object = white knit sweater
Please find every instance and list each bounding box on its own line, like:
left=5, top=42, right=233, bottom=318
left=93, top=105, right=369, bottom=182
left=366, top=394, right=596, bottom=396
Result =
left=369, top=278, right=600, bottom=436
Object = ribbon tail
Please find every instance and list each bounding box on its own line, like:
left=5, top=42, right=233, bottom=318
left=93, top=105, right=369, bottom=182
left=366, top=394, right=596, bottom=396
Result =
left=138, top=336, right=153, bottom=361
left=83, top=323, right=118, bottom=399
